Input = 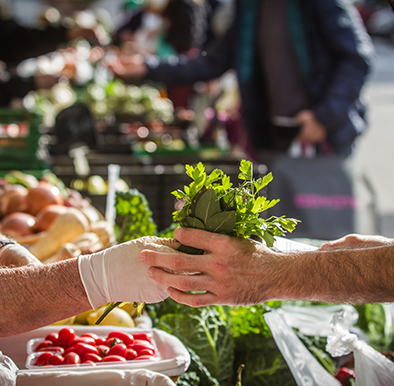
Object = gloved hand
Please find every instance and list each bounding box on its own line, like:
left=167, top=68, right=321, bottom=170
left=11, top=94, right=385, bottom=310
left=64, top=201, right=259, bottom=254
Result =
left=78, top=236, right=180, bottom=309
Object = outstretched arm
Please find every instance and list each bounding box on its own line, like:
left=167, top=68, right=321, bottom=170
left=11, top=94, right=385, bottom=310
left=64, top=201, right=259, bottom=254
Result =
left=140, top=228, right=394, bottom=307
left=0, top=257, right=89, bottom=338
left=0, top=235, right=180, bottom=338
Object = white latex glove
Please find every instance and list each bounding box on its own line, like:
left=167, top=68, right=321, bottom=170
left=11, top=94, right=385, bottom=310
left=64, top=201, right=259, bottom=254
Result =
left=78, top=236, right=180, bottom=309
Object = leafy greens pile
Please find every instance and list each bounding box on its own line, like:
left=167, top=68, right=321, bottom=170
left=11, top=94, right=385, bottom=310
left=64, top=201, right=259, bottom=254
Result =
left=172, top=160, right=298, bottom=250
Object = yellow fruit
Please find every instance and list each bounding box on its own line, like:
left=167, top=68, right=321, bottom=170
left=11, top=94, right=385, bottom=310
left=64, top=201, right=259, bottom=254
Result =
left=87, top=307, right=135, bottom=327
left=50, top=315, right=76, bottom=326
left=74, top=309, right=95, bottom=325
left=119, top=302, right=144, bottom=318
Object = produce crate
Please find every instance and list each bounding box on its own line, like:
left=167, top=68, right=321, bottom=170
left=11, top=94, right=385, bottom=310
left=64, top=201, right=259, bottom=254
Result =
left=0, top=108, right=49, bottom=173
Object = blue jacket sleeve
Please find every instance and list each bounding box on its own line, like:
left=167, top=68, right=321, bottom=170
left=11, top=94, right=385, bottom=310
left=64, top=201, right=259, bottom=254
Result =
left=311, top=0, right=375, bottom=132
left=145, top=23, right=236, bottom=85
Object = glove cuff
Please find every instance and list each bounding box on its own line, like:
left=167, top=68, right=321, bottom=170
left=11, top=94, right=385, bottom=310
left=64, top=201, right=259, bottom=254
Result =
left=78, top=253, right=108, bottom=309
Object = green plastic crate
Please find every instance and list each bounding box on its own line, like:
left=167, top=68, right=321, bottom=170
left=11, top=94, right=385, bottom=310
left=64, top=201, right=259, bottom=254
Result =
left=0, top=108, right=49, bottom=171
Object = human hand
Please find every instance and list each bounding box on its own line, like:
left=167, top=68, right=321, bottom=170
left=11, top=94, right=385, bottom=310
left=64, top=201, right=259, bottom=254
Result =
left=34, top=73, right=60, bottom=90
left=66, top=25, right=108, bottom=45
left=295, top=110, right=327, bottom=145
left=107, top=54, right=148, bottom=80
left=319, top=234, right=394, bottom=251
left=78, top=236, right=181, bottom=309
left=139, top=227, right=285, bottom=307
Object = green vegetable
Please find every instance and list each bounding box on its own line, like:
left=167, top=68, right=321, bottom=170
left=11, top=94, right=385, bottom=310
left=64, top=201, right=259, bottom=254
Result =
left=149, top=299, right=234, bottom=385
left=233, top=333, right=295, bottom=386
left=115, top=189, right=157, bottom=243
left=354, top=303, right=394, bottom=351
left=172, top=160, right=298, bottom=249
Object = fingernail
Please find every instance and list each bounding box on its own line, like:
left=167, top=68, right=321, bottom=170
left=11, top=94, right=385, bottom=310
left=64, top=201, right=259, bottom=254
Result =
left=147, top=268, right=153, bottom=277
left=139, top=252, right=146, bottom=262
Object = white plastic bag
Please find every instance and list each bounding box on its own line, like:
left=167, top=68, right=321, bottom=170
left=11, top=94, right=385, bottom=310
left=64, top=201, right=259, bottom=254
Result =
left=264, top=309, right=341, bottom=386
left=0, top=351, right=18, bottom=386
left=327, top=311, right=394, bottom=386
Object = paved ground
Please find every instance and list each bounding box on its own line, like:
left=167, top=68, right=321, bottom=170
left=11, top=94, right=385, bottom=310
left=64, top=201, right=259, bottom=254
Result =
left=353, top=37, right=394, bottom=236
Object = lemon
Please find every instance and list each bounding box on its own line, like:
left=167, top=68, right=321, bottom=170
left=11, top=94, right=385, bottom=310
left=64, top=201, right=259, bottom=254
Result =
left=50, top=315, right=76, bottom=326
left=119, top=302, right=144, bottom=318
left=87, top=307, right=135, bottom=327
left=74, top=309, right=95, bottom=325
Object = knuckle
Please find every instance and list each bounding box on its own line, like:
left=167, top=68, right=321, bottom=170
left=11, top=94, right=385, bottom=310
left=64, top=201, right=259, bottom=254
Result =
left=169, top=255, right=185, bottom=271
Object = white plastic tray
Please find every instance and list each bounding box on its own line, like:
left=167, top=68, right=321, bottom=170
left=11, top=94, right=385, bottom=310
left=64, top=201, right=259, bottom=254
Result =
left=25, top=330, right=161, bottom=370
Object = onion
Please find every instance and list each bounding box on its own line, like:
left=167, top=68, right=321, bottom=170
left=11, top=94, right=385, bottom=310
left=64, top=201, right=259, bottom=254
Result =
left=25, top=182, right=64, bottom=216
left=0, top=212, right=36, bottom=237
left=1, top=188, right=28, bottom=216
left=32, top=204, right=68, bottom=232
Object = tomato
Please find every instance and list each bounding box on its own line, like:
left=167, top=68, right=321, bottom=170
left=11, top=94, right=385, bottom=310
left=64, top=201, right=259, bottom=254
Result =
left=139, top=348, right=155, bottom=357
left=107, top=331, right=134, bottom=346
left=102, top=355, right=127, bottom=363
left=37, top=346, right=64, bottom=353
left=135, top=355, right=155, bottom=361
left=131, top=332, right=152, bottom=343
left=48, top=354, right=64, bottom=366
left=45, top=332, right=59, bottom=346
left=73, top=343, right=99, bottom=358
left=81, top=332, right=99, bottom=340
left=34, top=340, right=54, bottom=352
left=58, top=328, right=76, bottom=348
left=83, top=360, right=96, bottom=365
left=95, top=337, right=107, bottom=346
left=83, top=353, right=102, bottom=363
left=108, top=343, right=127, bottom=358
left=105, top=337, right=123, bottom=347
left=70, top=337, right=96, bottom=346
left=63, top=352, right=81, bottom=365
left=97, top=345, right=109, bottom=358
left=125, top=348, right=138, bottom=360
left=63, top=347, right=76, bottom=356
left=34, top=352, right=53, bottom=366
left=130, top=341, right=155, bottom=354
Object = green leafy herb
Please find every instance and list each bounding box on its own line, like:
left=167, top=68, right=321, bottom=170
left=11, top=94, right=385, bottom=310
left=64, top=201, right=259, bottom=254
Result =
left=172, top=160, right=299, bottom=248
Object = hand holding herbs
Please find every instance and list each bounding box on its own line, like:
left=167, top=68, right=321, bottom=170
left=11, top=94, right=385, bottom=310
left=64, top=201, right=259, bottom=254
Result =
left=172, top=160, right=298, bottom=249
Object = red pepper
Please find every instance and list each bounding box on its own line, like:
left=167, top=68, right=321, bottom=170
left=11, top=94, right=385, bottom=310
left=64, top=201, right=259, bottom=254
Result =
left=335, top=368, right=356, bottom=386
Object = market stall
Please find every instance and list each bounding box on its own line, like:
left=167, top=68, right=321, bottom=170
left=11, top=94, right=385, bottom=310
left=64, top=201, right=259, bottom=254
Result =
left=1, top=1, right=394, bottom=385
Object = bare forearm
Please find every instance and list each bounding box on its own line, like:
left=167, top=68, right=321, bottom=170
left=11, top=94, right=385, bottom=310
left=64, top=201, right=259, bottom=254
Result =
left=272, top=245, right=394, bottom=304
left=0, top=258, right=90, bottom=337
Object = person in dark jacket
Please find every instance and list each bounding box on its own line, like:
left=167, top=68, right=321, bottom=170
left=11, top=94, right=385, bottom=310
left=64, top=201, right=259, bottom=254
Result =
left=111, top=0, right=375, bottom=156
left=0, top=16, right=102, bottom=106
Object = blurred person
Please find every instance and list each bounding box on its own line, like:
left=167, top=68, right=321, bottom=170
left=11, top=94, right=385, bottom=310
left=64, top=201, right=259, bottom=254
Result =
left=0, top=233, right=179, bottom=338
left=110, top=0, right=374, bottom=156
left=113, top=0, right=210, bottom=109
left=0, top=10, right=104, bottom=106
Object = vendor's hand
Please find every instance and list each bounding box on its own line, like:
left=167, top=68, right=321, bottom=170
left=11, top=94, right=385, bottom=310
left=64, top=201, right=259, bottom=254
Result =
left=139, top=227, right=285, bottom=307
left=295, top=110, right=327, bottom=145
left=319, top=234, right=394, bottom=251
left=78, top=236, right=181, bottom=309
left=108, top=54, right=148, bottom=80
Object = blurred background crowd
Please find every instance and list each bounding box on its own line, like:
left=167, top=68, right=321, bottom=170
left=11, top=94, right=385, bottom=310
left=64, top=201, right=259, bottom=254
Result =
left=0, top=0, right=394, bottom=238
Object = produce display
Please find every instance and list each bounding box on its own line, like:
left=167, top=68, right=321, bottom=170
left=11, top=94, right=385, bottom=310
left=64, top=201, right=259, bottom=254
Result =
left=27, top=327, right=157, bottom=368
left=0, top=170, right=115, bottom=264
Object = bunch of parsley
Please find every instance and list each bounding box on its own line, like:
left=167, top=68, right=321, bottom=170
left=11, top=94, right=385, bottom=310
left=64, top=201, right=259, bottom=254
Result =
left=172, top=160, right=298, bottom=247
